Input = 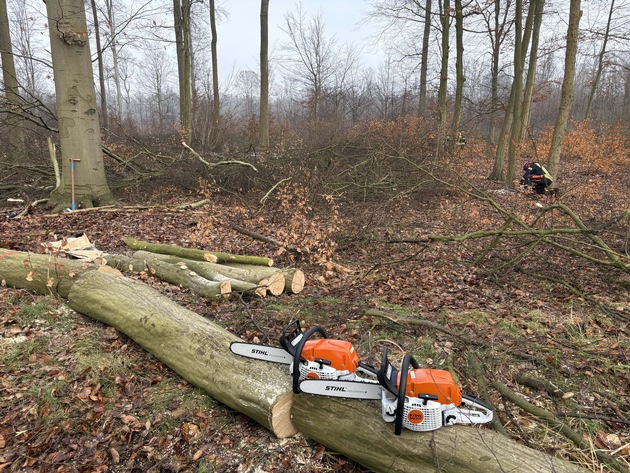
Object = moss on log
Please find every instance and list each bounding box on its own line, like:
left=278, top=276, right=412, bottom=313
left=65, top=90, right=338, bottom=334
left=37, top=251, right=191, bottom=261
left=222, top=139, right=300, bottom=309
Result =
left=0, top=249, right=95, bottom=297
left=132, top=251, right=283, bottom=295
left=67, top=270, right=296, bottom=438
left=124, top=237, right=219, bottom=263
left=291, top=395, right=591, bottom=473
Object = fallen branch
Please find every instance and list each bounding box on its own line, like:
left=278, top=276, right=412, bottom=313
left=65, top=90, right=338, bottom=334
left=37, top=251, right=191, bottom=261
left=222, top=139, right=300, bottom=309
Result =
left=182, top=141, right=258, bottom=172
left=492, top=381, right=629, bottom=473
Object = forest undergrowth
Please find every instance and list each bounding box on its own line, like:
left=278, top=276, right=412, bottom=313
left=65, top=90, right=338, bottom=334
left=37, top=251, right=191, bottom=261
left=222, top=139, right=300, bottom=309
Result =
left=0, top=128, right=628, bottom=473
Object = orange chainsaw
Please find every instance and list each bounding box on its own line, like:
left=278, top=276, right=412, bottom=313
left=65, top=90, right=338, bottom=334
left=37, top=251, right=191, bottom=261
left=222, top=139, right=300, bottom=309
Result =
left=300, top=348, right=493, bottom=434
left=230, top=320, right=378, bottom=393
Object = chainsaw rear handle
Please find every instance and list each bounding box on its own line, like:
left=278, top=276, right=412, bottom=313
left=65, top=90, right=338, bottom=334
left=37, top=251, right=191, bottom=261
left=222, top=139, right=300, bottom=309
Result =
left=292, top=325, right=329, bottom=393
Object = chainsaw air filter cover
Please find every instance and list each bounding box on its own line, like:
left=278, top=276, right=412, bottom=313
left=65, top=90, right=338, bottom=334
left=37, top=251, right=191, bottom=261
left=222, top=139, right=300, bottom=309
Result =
left=402, top=399, right=444, bottom=431
left=404, top=369, right=463, bottom=406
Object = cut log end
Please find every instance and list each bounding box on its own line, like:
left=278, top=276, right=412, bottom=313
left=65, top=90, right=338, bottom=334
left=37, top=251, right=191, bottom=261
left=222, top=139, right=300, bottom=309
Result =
left=266, top=273, right=285, bottom=296
left=219, top=280, right=231, bottom=294
left=288, top=270, right=304, bottom=294
left=270, top=392, right=297, bottom=438
left=203, top=254, right=219, bottom=263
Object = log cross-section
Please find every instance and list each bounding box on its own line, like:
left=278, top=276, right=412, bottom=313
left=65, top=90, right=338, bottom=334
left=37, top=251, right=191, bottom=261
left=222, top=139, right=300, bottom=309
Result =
left=67, top=270, right=296, bottom=438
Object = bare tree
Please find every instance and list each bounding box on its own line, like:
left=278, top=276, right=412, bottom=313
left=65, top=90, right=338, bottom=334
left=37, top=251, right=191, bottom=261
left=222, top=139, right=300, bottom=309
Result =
left=209, top=0, right=220, bottom=148
left=280, top=5, right=340, bottom=122
left=584, top=0, right=614, bottom=120
left=259, top=0, right=269, bottom=148
left=547, top=0, right=582, bottom=180
left=436, top=0, right=450, bottom=142
left=90, top=0, right=109, bottom=135
left=0, top=0, right=24, bottom=163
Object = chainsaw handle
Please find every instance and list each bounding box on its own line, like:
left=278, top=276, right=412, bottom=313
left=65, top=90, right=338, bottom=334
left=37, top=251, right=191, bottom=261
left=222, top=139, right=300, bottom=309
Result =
left=292, top=325, right=329, bottom=393
left=395, top=354, right=414, bottom=435
left=377, top=348, right=399, bottom=396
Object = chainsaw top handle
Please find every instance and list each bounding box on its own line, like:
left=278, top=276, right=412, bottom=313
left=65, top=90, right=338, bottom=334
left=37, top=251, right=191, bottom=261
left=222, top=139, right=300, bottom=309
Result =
left=291, top=325, right=329, bottom=393
left=395, top=353, right=420, bottom=435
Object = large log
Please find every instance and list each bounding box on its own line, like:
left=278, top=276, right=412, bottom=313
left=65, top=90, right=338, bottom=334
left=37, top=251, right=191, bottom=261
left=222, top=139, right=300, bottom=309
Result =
left=292, top=395, right=590, bottom=473
left=132, top=251, right=284, bottom=296
left=0, top=249, right=95, bottom=297
left=67, top=270, right=296, bottom=438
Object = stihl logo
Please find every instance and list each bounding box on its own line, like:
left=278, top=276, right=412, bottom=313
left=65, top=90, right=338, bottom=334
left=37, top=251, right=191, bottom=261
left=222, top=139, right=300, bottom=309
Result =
left=252, top=349, right=268, bottom=356
left=325, top=386, right=347, bottom=392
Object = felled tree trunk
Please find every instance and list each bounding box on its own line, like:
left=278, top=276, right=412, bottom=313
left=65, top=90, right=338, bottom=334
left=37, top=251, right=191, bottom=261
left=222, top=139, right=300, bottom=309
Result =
left=0, top=249, right=95, bottom=297
left=223, top=263, right=304, bottom=294
left=133, top=251, right=284, bottom=296
left=125, top=237, right=274, bottom=266
left=292, top=395, right=590, bottom=473
left=67, top=270, right=296, bottom=438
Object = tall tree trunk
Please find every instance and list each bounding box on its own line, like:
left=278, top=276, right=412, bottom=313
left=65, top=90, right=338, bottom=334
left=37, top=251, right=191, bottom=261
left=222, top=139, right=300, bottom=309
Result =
left=0, top=0, right=24, bottom=163
left=105, top=0, right=123, bottom=123
left=491, top=0, right=535, bottom=184
left=584, top=0, right=614, bottom=120
left=173, top=0, right=191, bottom=142
left=487, top=0, right=501, bottom=146
left=45, top=0, right=115, bottom=211
left=418, top=0, right=431, bottom=116
left=259, top=0, right=270, bottom=148
left=182, top=0, right=192, bottom=143
left=520, top=0, right=545, bottom=138
left=547, top=0, right=582, bottom=180
left=436, top=0, right=450, bottom=152
left=505, top=0, right=524, bottom=188
left=209, top=0, right=220, bottom=148
left=90, top=0, right=109, bottom=137
left=451, top=0, right=464, bottom=135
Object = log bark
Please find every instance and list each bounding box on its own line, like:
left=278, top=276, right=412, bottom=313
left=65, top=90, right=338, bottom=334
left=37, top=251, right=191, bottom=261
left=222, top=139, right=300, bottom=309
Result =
left=125, top=237, right=219, bottom=263
left=124, top=237, right=273, bottom=267
left=132, top=251, right=284, bottom=295
left=67, top=270, right=296, bottom=438
left=223, top=263, right=304, bottom=294
left=0, top=249, right=95, bottom=297
left=144, top=258, right=231, bottom=300
left=292, top=395, right=590, bottom=473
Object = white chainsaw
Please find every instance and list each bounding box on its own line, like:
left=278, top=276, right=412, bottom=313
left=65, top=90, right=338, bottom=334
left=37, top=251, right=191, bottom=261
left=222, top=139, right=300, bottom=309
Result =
left=300, top=348, right=493, bottom=434
left=230, top=320, right=378, bottom=393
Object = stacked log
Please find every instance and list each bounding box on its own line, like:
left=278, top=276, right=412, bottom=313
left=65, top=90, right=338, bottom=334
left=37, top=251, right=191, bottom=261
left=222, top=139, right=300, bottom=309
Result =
left=123, top=238, right=304, bottom=297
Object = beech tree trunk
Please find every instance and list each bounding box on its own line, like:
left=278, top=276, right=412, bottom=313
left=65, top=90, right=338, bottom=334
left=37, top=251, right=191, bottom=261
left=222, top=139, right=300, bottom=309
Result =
left=143, top=258, right=231, bottom=300
left=45, top=0, right=115, bottom=211
left=132, top=251, right=285, bottom=295
left=222, top=263, right=304, bottom=294
left=125, top=237, right=274, bottom=266
left=67, top=270, right=296, bottom=438
left=292, top=395, right=589, bottom=473
left=0, top=249, right=95, bottom=297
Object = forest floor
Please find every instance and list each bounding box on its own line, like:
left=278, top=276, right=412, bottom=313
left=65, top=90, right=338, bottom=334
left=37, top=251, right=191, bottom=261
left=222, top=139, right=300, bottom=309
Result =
left=0, top=152, right=629, bottom=473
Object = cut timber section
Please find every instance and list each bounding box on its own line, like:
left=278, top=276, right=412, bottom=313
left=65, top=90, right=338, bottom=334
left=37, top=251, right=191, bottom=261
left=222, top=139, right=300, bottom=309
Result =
left=125, top=237, right=220, bottom=263
left=223, top=264, right=304, bottom=294
left=124, top=237, right=274, bottom=267
left=67, top=270, right=296, bottom=438
left=0, top=249, right=94, bottom=297
left=132, top=251, right=284, bottom=296
left=292, top=395, right=591, bottom=473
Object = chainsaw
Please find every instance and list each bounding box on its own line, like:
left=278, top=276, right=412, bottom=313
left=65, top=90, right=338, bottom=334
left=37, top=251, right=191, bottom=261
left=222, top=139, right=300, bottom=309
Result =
left=300, top=348, right=493, bottom=434
left=230, top=320, right=378, bottom=393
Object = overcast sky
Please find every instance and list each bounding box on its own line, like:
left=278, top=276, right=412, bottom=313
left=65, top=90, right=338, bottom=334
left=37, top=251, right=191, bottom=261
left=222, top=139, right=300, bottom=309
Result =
left=214, top=0, right=384, bottom=76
